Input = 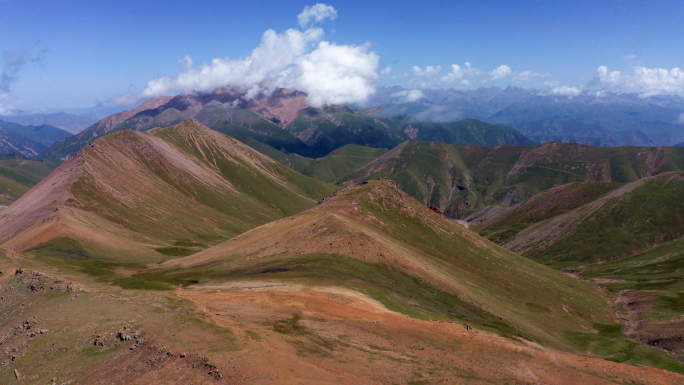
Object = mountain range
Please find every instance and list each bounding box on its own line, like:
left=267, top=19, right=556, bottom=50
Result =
left=39, top=87, right=538, bottom=164
left=2, top=83, right=684, bottom=383
left=368, top=86, right=684, bottom=146
left=0, top=120, right=72, bottom=157
left=0, top=112, right=97, bottom=134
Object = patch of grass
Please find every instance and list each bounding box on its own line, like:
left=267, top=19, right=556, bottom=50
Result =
left=273, top=314, right=307, bottom=335
left=525, top=302, right=551, bottom=313
left=154, top=247, right=196, bottom=257
left=173, top=239, right=205, bottom=247
left=245, top=330, right=262, bottom=341
left=565, top=323, right=684, bottom=374
left=27, top=237, right=92, bottom=260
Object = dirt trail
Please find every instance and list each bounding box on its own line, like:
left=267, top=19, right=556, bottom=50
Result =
left=178, top=283, right=684, bottom=385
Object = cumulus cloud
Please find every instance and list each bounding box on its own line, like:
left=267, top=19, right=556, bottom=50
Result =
left=115, top=4, right=378, bottom=107
left=396, top=63, right=547, bottom=89
left=282, top=41, right=380, bottom=106
left=592, top=65, right=684, bottom=97
left=298, top=3, right=337, bottom=28
left=442, top=63, right=482, bottom=85
left=488, top=65, right=512, bottom=81
left=513, top=70, right=547, bottom=83
left=400, top=62, right=483, bottom=88
left=390, top=89, right=424, bottom=103
left=547, top=85, right=582, bottom=97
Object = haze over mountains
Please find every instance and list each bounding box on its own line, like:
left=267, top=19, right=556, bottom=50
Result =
left=369, top=86, right=684, bottom=146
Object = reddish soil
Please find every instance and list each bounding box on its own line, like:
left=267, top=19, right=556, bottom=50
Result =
left=179, top=284, right=684, bottom=384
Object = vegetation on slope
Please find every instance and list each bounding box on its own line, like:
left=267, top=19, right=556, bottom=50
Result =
left=152, top=180, right=676, bottom=362
left=0, top=155, right=57, bottom=206
left=578, top=237, right=684, bottom=362
left=474, top=182, right=624, bottom=242
left=0, top=119, right=336, bottom=262
left=344, top=141, right=684, bottom=218
left=501, top=173, right=684, bottom=266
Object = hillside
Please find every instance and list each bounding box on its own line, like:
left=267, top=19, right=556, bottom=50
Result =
left=343, top=141, right=684, bottom=218
left=472, top=181, right=625, bottom=240
left=576, top=237, right=684, bottom=362
left=158, top=179, right=677, bottom=365
left=487, top=172, right=684, bottom=266
left=0, top=154, right=57, bottom=206
left=0, top=119, right=335, bottom=261
left=401, top=118, right=536, bottom=146
left=1, top=249, right=682, bottom=383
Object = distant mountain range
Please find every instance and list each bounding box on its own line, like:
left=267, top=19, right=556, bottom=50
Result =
left=39, top=87, right=534, bottom=163
left=0, top=120, right=72, bottom=157
left=367, top=86, right=684, bottom=147
left=4, top=84, right=681, bottom=164
left=0, top=112, right=97, bottom=134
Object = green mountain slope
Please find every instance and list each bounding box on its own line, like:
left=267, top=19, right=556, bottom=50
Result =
left=404, top=118, right=536, bottom=146
left=473, top=181, right=624, bottom=241
left=499, top=172, right=684, bottom=266
left=344, top=141, right=684, bottom=218
left=155, top=180, right=682, bottom=371
left=580, top=237, right=684, bottom=361
left=0, top=119, right=336, bottom=261
left=0, top=154, right=57, bottom=206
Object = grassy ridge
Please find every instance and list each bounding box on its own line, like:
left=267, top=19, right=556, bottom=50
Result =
left=6, top=120, right=336, bottom=262
left=343, top=141, right=684, bottom=218
left=505, top=173, right=684, bottom=266
left=476, top=182, right=624, bottom=242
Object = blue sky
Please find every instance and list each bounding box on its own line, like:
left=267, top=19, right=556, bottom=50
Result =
left=1, top=0, right=683, bottom=113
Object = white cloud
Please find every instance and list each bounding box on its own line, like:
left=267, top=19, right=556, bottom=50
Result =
left=488, top=65, right=512, bottom=81
left=0, top=104, right=19, bottom=115
left=548, top=86, right=582, bottom=97
left=283, top=41, right=380, bottom=106
left=513, top=70, right=546, bottom=83
left=442, top=62, right=481, bottom=85
left=390, top=89, right=424, bottom=103
left=397, top=63, right=548, bottom=88
left=678, top=113, right=684, bottom=125
left=114, top=4, right=380, bottom=108
left=298, top=3, right=337, bottom=28
left=593, top=65, right=684, bottom=97
left=412, top=65, right=442, bottom=77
